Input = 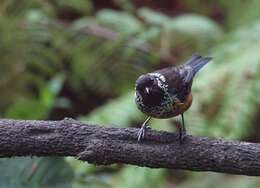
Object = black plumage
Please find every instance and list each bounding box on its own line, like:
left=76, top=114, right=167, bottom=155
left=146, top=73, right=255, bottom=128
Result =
left=135, top=54, right=212, bottom=142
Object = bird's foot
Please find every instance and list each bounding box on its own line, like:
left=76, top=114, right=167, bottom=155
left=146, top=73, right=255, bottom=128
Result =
left=137, top=126, right=146, bottom=142
left=137, top=117, right=151, bottom=142
left=137, top=125, right=152, bottom=141
left=138, top=126, right=151, bottom=142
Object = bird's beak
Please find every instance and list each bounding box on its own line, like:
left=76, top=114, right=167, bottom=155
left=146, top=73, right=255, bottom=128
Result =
left=145, top=87, right=150, bottom=94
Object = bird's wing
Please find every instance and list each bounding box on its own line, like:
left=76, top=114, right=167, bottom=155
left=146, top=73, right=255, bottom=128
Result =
left=156, top=67, right=192, bottom=102
left=154, top=55, right=211, bottom=102
left=174, top=67, right=193, bottom=101
left=179, top=66, right=194, bottom=85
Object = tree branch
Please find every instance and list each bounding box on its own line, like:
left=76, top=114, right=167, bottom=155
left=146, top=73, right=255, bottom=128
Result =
left=0, top=119, right=260, bottom=176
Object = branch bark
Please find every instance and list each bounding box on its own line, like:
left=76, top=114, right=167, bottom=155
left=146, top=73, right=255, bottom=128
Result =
left=0, top=118, right=260, bottom=176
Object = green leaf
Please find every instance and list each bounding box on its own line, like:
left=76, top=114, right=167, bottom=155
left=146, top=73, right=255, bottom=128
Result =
left=166, top=14, right=223, bottom=48
left=80, top=92, right=143, bottom=127
left=112, top=166, right=165, bottom=188
left=40, top=73, right=65, bottom=107
left=54, top=0, right=93, bottom=15
left=96, top=9, right=142, bottom=34
left=4, top=98, right=48, bottom=119
left=137, top=7, right=171, bottom=25
left=0, top=158, right=74, bottom=188
left=5, top=74, right=65, bottom=119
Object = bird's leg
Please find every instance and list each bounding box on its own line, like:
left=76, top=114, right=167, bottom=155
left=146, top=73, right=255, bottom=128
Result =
left=178, top=113, right=187, bottom=143
left=137, top=116, right=151, bottom=142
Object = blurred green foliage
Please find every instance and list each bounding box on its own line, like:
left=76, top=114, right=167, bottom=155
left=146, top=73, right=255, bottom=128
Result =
left=0, top=157, right=73, bottom=188
left=1, top=0, right=260, bottom=188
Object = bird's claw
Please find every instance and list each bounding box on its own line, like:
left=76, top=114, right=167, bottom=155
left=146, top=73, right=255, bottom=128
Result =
left=137, top=125, right=151, bottom=142
left=137, top=116, right=151, bottom=142
left=137, top=127, right=145, bottom=142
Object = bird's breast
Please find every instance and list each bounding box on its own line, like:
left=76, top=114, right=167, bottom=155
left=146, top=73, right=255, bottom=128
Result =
left=135, top=92, right=192, bottom=118
left=135, top=91, right=173, bottom=118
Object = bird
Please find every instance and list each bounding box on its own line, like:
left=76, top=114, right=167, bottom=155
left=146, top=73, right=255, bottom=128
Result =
left=134, top=54, right=212, bottom=143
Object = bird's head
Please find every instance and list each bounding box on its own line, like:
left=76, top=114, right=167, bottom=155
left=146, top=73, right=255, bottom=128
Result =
left=135, top=73, right=168, bottom=107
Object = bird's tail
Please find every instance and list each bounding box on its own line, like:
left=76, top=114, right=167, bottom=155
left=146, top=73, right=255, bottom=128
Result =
left=185, top=54, right=212, bottom=74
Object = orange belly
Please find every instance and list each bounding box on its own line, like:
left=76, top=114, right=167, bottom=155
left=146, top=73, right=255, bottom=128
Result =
left=171, top=93, right=193, bottom=116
